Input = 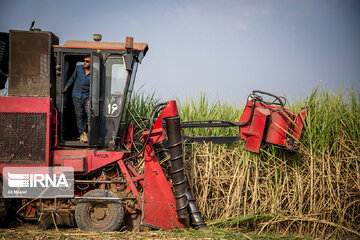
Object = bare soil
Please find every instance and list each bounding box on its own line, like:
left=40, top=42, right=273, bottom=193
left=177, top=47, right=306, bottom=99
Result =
left=0, top=223, right=313, bottom=240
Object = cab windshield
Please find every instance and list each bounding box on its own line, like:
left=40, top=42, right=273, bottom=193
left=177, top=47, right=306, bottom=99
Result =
left=104, top=57, right=128, bottom=117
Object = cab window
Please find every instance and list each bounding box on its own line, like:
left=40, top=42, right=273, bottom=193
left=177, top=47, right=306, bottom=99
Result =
left=104, top=57, right=128, bottom=117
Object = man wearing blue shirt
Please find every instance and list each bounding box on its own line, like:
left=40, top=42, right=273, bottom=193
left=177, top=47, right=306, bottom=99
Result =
left=63, top=56, right=91, bottom=143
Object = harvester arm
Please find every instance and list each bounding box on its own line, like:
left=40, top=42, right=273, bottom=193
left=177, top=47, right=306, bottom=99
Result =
left=180, top=90, right=307, bottom=153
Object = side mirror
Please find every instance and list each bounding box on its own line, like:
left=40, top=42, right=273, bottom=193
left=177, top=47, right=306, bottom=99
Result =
left=123, top=54, right=133, bottom=71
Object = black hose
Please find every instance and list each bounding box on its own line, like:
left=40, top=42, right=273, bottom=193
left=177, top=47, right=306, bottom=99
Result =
left=250, top=90, right=293, bottom=142
left=122, top=102, right=168, bottom=163
left=252, top=90, right=286, bottom=107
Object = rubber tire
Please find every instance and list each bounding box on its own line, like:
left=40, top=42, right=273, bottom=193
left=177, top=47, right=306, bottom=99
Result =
left=75, top=189, right=124, bottom=231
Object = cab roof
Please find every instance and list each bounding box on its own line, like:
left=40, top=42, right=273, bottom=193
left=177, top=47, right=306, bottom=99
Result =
left=54, top=40, right=148, bottom=53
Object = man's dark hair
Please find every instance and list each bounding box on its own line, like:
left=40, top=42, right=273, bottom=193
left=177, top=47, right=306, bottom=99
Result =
left=84, top=55, right=90, bottom=59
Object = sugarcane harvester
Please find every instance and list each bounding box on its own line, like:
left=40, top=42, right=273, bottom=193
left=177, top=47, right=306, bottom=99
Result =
left=0, top=28, right=306, bottom=231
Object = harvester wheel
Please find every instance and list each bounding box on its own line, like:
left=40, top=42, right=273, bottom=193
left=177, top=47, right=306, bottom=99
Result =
left=75, top=189, right=124, bottom=231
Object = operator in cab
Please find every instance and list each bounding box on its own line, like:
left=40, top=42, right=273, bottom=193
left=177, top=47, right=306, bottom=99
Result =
left=63, top=55, right=91, bottom=143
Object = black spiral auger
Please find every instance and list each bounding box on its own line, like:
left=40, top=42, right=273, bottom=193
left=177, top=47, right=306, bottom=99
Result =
left=165, top=115, right=206, bottom=229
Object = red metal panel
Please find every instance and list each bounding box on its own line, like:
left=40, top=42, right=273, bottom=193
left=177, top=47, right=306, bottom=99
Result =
left=52, top=150, right=125, bottom=174
left=126, top=162, right=144, bottom=187
left=0, top=96, right=51, bottom=113
left=117, top=160, right=143, bottom=208
left=141, top=101, right=178, bottom=145
left=119, top=124, right=133, bottom=150
left=238, top=100, right=253, bottom=141
left=141, top=128, right=166, bottom=146
left=152, top=101, right=178, bottom=129
left=292, top=108, right=307, bottom=140
left=92, top=151, right=125, bottom=171
left=264, top=111, right=289, bottom=146
left=142, top=144, right=184, bottom=230
left=239, top=98, right=307, bottom=151
left=63, top=158, right=85, bottom=172
left=241, top=107, right=270, bottom=153
left=0, top=97, right=51, bottom=173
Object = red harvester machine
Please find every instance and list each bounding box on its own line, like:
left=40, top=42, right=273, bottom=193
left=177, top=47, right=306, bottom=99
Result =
left=0, top=28, right=306, bottom=231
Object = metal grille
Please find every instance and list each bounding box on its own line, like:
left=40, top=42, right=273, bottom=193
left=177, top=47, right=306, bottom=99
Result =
left=9, top=30, right=58, bottom=97
left=0, top=112, right=47, bottom=163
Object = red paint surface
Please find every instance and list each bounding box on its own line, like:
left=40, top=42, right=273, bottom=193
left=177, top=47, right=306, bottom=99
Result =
left=0, top=97, right=51, bottom=172
left=52, top=150, right=125, bottom=173
left=117, top=160, right=143, bottom=207
left=292, top=108, right=307, bottom=140
left=239, top=99, right=307, bottom=152
left=153, top=101, right=178, bottom=129
left=142, top=144, right=184, bottom=230
left=242, top=107, right=270, bottom=152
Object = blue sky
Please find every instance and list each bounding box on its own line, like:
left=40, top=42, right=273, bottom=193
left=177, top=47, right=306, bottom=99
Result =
left=1, top=0, right=359, bottom=104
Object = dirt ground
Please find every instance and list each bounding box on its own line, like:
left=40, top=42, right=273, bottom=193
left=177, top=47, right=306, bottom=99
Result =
left=0, top=223, right=313, bottom=240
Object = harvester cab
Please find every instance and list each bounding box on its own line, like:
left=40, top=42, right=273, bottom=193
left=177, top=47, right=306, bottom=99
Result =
left=53, top=34, right=148, bottom=148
